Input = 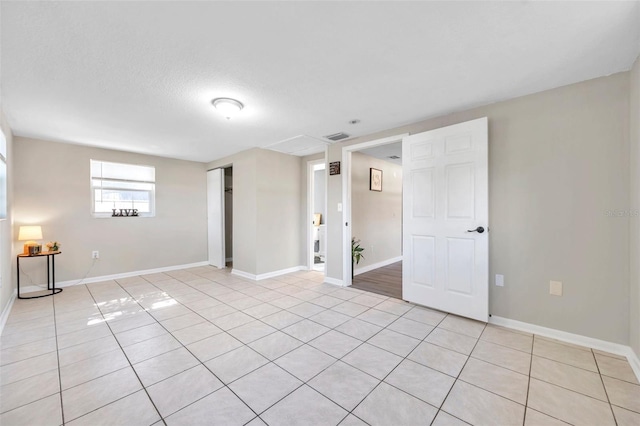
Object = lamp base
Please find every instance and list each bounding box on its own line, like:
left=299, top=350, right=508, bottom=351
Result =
left=23, top=242, right=41, bottom=255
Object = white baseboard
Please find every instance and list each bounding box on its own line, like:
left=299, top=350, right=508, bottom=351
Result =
left=231, top=266, right=305, bottom=281
left=18, top=261, right=210, bottom=295
left=231, top=269, right=256, bottom=280
left=0, top=290, right=17, bottom=336
left=354, top=256, right=402, bottom=276
left=490, top=315, right=640, bottom=382
left=323, top=276, right=345, bottom=287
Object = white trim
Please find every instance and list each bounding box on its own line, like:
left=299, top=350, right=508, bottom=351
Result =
left=354, top=256, right=403, bottom=276
left=230, top=269, right=256, bottom=280
left=18, top=261, right=210, bottom=294
left=231, top=265, right=306, bottom=281
left=341, top=134, right=409, bottom=288
left=490, top=315, right=640, bottom=382
left=323, top=276, right=346, bottom=287
left=307, top=157, right=326, bottom=272
left=0, top=290, right=17, bottom=336
left=207, top=168, right=226, bottom=268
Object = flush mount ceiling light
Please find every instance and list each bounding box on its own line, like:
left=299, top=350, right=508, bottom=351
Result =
left=211, top=98, right=244, bottom=119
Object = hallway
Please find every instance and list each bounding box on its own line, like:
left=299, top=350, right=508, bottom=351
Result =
left=352, top=261, right=402, bottom=299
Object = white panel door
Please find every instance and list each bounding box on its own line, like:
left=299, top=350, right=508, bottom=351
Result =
left=402, top=118, right=488, bottom=321
left=207, top=168, right=226, bottom=268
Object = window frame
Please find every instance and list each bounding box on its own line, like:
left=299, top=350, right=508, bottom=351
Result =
left=90, top=159, right=156, bottom=218
left=0, top=130, right=7, bottom=221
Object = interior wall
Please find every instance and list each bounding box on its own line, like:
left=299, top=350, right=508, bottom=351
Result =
left=313, top=168, right=326, bottom=224
left=255, top=149, right=302, bottom=275
left=351, top=152, right=402, bottom=272
left=630, top=55, right=640, bottom=356
left=13, top=137, right=208, bottom=284
left=224, top=167, right=233, bottom=261
left=207, top=148, right=302, bottom=276
left=326, top=72, right=631, bottom=344
left=207, top=149, right=257, bottom=275
left=0, top=109, right=14, bottom=318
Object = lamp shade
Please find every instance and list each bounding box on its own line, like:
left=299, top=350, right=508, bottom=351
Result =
left=18, top=225, right=43, bottom=241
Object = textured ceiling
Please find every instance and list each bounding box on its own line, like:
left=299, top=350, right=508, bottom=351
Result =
left=1, top=1, right=639, bottom=162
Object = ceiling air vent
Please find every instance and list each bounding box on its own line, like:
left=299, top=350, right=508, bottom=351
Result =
left=388, top=155, right=401, bottom=160
left=324, top=132, right=350, bottom=142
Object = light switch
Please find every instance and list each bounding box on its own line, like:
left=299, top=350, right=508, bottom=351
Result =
left=550, top=281, right=563, bottom=296
left=337, top=203, right=342, bottom=212
left=495, top=274, right=504, bottom=287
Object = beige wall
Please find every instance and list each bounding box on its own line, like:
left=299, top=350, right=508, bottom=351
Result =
left=208, top=148, right=302, bottom=276
left=0, top=109, right=14, bottom=318
left=351, top=152, right=402, bottom=272
left=13, top=137, right=208, bottom=284
left=326, top=72, right=630, bottom=344
left=209, top=149, right=258, bottom=274
left=630, top=56, right=640, bottom=355
left=255, top=149, right=302, bottom=274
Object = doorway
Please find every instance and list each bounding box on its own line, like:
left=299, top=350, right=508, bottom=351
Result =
left=207, top=165, right=231, bottom=269
left=224, top=167, right=233, bottom=268
left=308, top=159, right=326, bottom=273
left=341, top=119, right=488, bottom=321
left=402, top=118, right=489, bottom=321
left=342, top=135, right=408, bottom=289
left=346, top=140, right=404, bottom=299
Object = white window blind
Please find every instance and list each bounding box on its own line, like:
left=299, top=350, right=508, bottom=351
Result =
left=0, top=130, right=7, bottom=220
left=91, top=160, right=155, bottom=216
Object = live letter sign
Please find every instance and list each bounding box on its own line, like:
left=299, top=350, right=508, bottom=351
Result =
left=112, top=209, right=139, bottom=217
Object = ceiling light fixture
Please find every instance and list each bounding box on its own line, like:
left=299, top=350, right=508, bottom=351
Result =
left=211, top=98, right=244, bottom=119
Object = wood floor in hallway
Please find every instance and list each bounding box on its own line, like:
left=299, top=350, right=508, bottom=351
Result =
left=351, top=261, right=402, bottom=299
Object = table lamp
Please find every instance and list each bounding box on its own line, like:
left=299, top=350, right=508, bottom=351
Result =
left=18, top=225, right=43, bottom=255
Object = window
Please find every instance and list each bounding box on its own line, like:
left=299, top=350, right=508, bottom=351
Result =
left=0, top=130, right=7, bottom=220
left=91, top=160, right=155, bottom=217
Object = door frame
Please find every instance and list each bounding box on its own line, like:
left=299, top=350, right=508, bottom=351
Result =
left=207, top=167, right=226, bottom=269
left=341, top=134, right=409, bottom=287
left=307, top=158, right=327, bottom=271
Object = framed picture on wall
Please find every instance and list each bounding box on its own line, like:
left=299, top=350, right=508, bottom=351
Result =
left=370, top=168, right=382, bottom=192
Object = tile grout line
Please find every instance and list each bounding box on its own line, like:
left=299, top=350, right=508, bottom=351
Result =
left=592, top=347, right=620, bottom=426
left=83, top=283, right=167, bottom=426
left=346, top=309, right=453, bottom=425
left=50, top=295, right=65, bottom=426
left=134, top=271, right=376, bottom=424
left=121, top=273, right=265, bottom=423
left=429, top=319, right=487, bottom=426
left=521, top=326, right=535, bottom=426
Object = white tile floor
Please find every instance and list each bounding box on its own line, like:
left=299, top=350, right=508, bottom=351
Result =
left=1, top=265, right=639, bottom=425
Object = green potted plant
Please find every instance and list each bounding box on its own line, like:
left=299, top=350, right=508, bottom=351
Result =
left=352, top=237, right=365, bottom=279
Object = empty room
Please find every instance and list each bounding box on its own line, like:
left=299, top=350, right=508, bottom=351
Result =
left=1, top=1, right=639, bottom=425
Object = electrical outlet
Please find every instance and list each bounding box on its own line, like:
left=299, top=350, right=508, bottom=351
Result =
left=550, top=280, right=562, bottom=296
left=92, top=251, right=100, bottom=259
left=495, top=274, right=504, bottom=287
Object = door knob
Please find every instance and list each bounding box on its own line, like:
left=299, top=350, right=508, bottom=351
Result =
left=467, top=226, right=485, bottom=233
